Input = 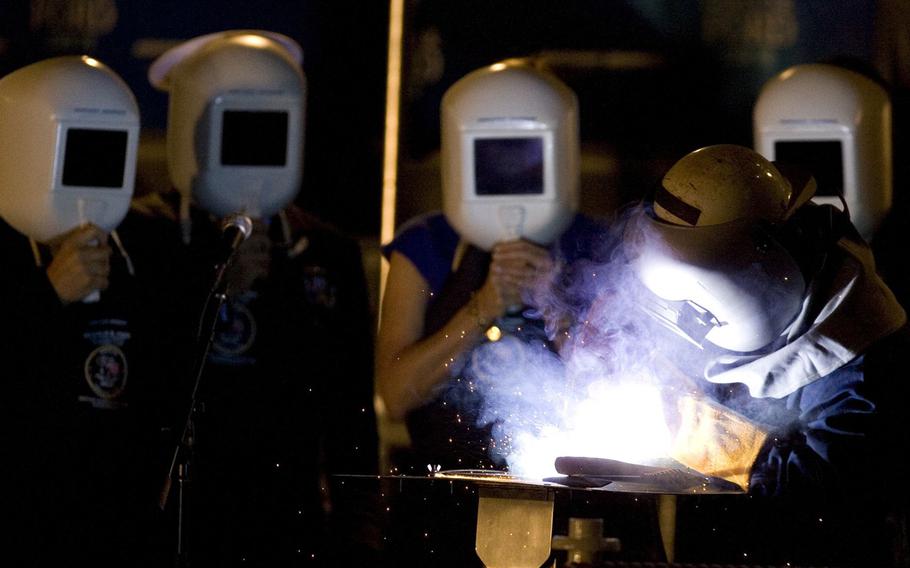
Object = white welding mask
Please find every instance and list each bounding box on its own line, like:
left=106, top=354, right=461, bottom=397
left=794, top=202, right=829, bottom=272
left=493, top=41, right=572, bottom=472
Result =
left=754, top=63, right=892, bottom=242
left=0, top=56, right=140, bottom=243
left=441, top=59, right=579, bottom=251
left=625, top=145, right=810, bottom=353
left=149, top=30, right=305, bottom=219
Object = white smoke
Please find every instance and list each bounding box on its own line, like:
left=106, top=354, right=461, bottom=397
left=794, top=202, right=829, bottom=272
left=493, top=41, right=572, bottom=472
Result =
left=459, top=205, right=703, bottom=479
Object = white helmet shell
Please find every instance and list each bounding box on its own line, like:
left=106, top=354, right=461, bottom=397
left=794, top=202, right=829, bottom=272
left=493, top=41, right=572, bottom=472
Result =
left=754, top=63, right=892, bottom=241
left=149, top=30, right=305, bottom=219
left=441, top=59, right=579, bottom=251
left=657, top=144, right=794, bottom=226
left=0, top=56, right=140, bottom=242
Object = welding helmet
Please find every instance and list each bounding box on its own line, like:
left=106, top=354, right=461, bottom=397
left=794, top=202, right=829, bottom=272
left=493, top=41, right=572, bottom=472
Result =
left=625, top=145, right=809, bottom=353
left=0, top=56, right=140, bottom=243
left=149, top=30, right=305, bottom=219
left=441, top=59, right=579, bottom=251
left=754, top=63, right=892, bottom=241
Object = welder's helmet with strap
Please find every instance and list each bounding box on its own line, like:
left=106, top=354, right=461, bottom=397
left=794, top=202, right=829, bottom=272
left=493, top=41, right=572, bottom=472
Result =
left=441, top=58, right=580, bottom=251
left=149, top=30, right=305, bottom=219
left=624, top=144, right=814, bottom=353
left=0, top=56, right=140, bottom=242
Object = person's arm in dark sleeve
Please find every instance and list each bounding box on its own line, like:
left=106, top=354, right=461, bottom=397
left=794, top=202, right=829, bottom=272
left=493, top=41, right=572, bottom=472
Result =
left=748, top=358, right=876, bottom=497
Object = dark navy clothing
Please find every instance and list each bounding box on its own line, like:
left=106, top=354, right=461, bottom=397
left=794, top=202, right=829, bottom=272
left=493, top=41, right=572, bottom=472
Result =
left=668, top=340, right=908, bottom=567
left=383, top=211, right=607, bottom=301
left=382, top=212, right=460, bottom=296
left=645, top=205, right=910, bottom=567
left=672, top=335, right=909, bottom=567
left=148, top=199, right=381, bottom=567
left=1, top=214, right=178, bottom=567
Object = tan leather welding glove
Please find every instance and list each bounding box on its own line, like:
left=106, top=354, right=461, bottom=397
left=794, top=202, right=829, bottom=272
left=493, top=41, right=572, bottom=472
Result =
left=669, top=395, right=770, bottom=491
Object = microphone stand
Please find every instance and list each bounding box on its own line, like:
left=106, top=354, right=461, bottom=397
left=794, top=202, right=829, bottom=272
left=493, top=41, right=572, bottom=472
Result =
left=160, top=257, right=234, bottom=568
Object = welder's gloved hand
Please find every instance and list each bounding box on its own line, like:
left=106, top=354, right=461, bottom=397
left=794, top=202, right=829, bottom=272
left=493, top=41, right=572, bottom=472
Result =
left=668, top=395, right=770, bottom=491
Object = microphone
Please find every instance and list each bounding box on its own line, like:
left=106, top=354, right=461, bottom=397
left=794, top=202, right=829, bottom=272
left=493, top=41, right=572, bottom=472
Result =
left=214, top=213, right=253, bottom=268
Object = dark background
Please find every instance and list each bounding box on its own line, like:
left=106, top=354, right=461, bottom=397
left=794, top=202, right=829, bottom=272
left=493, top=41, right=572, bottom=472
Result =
left=3, top=0, right=909, bottom=369
left=392, top=0, right=902, bottom=224
left=0, top=0, right=389, bottom=237
left=3, top=3, right=909, bottom=564
left=2, top=0, right=905, bottom=241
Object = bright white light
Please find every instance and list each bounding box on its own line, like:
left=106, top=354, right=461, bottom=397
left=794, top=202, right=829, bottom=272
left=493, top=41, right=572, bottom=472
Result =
left=508, top=379, right=672, bottom=479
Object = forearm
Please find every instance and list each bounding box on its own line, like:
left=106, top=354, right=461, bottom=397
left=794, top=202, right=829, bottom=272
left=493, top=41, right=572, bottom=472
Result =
left=377, top=294, right=493, bottom=421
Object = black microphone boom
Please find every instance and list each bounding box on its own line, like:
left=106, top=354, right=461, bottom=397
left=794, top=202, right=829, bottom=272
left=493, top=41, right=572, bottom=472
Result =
left=162, top=210, right=253, bottom=565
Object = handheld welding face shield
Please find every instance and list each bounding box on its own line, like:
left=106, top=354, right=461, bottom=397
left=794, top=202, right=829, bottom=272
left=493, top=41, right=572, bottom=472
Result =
left=754, top=63, right=892, bottom=241
left=0, top=55, right=140, bottom=243
left=441, top=59, right=579, bottom=251
left=149, top=30, right=305, bottom=219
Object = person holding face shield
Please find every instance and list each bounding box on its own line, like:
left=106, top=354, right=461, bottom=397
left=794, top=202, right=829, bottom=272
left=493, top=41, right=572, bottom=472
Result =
left=614, top=144, right=909, bottom=566
left=376, top=59, right=606, bottom=476
left=375, top=57, right=612, bottom=568
left=0, top=56, right=175, bottom=565
left=143, top=30, right=379, bottom=567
